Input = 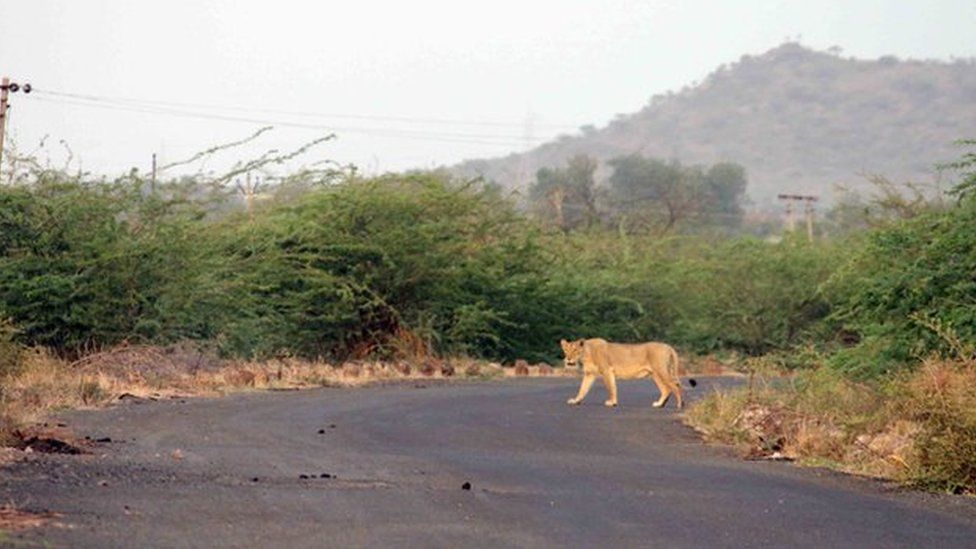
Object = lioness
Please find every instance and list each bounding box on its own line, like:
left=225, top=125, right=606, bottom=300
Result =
left=561, top=338, right=695, bottom=409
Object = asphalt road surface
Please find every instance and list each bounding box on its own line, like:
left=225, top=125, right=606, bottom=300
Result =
left=3, top=378, right=976, bottom=548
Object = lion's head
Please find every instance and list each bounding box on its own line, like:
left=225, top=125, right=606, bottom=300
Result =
left=560, top=339, right=585, bottom=368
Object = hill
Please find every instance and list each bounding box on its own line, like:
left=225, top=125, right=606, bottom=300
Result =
left=453, top=43, right=976, bottom=208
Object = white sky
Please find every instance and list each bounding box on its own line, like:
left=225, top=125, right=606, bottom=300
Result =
left=1, top=0, right=974, bottom=178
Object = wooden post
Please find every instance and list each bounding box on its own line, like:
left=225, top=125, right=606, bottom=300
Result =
left=151, top=152, right=157, bottom=193
left=778, top=193, right=818, bottom=241
left=0, top=77, right=10, bottom=176
left=805, top=200, right=815, bottom=242
left=245, top=172, right=254, bottom=218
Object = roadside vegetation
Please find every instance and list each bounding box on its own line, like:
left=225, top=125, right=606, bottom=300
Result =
left=687, top=142, right=976, bottom=494
left=0, top=136, right=973, bottom=492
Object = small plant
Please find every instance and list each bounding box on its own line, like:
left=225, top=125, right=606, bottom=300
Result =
left=910, top=313, right=976, bottom=363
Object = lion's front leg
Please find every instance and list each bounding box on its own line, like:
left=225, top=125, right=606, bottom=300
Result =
left=602, top=369, right=618, bottom=407
left=567, top=374, right=597, bottom=405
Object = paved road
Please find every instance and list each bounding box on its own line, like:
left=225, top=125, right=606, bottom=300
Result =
left=3, top=378, right=976, bottom=548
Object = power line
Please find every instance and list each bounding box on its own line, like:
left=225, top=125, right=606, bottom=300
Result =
left=32, top=89, right=580, bottom=131
left=26, top=95, right=525, bottom=143
left=24, top=94, right=542, bottom=147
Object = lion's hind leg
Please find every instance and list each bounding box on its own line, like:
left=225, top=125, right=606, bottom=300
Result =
left=667, top=378, right=683, bottom=409
left=650, top=373, right=671, bottom=408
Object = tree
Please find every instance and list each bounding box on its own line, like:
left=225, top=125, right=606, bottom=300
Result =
left=528, top=155, right=598, bottom=230
left=702, top=162, right=748, bottom=225
left=607, top=155, right=684, bottom=232
left=606, top=155, right=747, bottom=233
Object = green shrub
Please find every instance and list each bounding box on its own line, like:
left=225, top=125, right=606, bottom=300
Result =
left=0, top=319, right=23, bottom=380
left=0, top=175, right=222, bottom=354
left=4, top=145, right=971, bottom=370
left=827, top=196, right=976, bottom=377
left=543, top=232, right=840, bottom=356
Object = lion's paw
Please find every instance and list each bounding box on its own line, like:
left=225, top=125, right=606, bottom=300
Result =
left=567, top=398, right=580, bottom=405
left=604, top=400, right=618, bottom=407
left=652, top=401, right=664, bottom=408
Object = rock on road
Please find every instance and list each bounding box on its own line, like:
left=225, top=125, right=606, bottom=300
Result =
left=3, top=378, right=976, bottom=548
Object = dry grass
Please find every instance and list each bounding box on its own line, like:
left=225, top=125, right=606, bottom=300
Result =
left=0, top=343, right=527, bottom=450
left=681, top=353, right=744, bottom=376
left=685, top=359, right=976, bottom=494
left=894, top=360, right=976, bottom=492
left=0, top=505, right=63, bottom=532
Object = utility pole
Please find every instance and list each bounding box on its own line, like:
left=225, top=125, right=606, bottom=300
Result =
left=804, top=199, right=815, bottom=242
left=777, top=194, right=818, bottom=242
left=0, top=77, right=32, bottom=178
left=151, top=152, right=157, bottom=194
left=0, top=78, right=9, bottom=173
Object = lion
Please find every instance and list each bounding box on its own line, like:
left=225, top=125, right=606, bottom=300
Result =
left=560, top=338, right=695, bottom=409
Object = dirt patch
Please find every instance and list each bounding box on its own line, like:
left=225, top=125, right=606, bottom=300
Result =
left=12, top=426, right=88, bottom=455
left=0, top=448, right=25, bottom=467
left=20, top=437, right=84, bottom=455
left=503, top=363, right=574, bottom=378
left=0, top=505, right=63, bottom=531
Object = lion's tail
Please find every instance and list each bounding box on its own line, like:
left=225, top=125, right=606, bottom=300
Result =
left=669, top=346, right=697, bottom=388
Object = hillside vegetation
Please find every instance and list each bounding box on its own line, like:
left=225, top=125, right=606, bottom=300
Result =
left=455, top=43, right=976, bottom=206
left=687, top=143, right=976, bottom=493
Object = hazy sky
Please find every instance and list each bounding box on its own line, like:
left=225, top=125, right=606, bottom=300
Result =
left=1, top=0, right=974, bottom=178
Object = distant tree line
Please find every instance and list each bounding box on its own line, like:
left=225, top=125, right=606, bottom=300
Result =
left=528, top=154, right=748, bottom=233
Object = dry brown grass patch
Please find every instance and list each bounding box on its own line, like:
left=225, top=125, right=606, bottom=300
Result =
left=0, top=505, right=63, bottom=532
left=685, top=359, right=976, bottom=494
left=0, top=344, right=517, bottom=450
left=682, top=353, right=744, bottom=376
left=894, top=359, right=976, bottom=493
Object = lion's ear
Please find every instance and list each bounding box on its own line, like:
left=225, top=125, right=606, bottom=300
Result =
left=560, top=339, right=568, bottom=348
